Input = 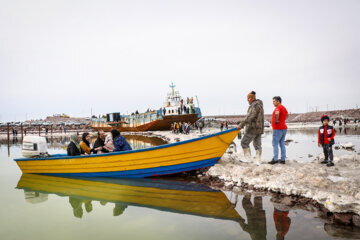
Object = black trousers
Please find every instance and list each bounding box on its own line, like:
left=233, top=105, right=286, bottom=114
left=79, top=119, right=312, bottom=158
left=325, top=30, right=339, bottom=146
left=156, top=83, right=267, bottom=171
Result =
left=323, top=144, right=333, bottom=161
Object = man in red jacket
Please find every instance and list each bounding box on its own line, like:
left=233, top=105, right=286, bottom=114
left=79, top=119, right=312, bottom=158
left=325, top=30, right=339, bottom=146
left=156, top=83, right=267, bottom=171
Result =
left=269, top=96, right=288, bottom=164
left=318, top=115, right=335, bottom=167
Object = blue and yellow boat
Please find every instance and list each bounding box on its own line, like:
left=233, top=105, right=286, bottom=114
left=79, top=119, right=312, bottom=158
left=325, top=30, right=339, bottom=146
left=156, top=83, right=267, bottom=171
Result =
left=14, top=128, right=239, bottom=178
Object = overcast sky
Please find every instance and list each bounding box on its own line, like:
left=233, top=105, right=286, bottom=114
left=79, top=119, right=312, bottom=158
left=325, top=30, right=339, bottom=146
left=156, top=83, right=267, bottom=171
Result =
left=1, top=0, right=359, bottom=122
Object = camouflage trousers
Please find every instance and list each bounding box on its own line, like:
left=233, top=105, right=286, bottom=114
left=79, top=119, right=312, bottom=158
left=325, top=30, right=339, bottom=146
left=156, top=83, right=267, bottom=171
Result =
left=241, top=132, right=262, bottom=150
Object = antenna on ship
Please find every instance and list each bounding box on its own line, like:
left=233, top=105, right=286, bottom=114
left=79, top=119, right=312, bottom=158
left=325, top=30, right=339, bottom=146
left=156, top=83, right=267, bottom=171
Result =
left=169, top=82, right=176, bottom=97
left=196, top=95, right=200, bottom=108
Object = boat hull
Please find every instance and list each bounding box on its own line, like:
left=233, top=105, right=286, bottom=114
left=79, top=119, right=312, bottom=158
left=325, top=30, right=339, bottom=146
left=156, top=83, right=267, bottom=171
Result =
left=14, top=128, right=239, bottom=178
left=92, top=113, right=200, bottom=132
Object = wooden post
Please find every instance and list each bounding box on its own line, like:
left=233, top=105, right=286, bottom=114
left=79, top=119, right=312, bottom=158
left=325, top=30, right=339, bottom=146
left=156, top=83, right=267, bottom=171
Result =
left=51, top=125, right=53, bottom=135
left=38, top=125, right=41, bottom=136
left=7, top=123, right=10, bottom=142
left=7, top=123, right=10, bottom=157
left=21, top=123, right=23, bottom=139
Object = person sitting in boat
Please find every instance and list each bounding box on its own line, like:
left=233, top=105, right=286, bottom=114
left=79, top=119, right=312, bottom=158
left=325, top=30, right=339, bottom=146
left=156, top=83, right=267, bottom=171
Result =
left=93, top=130, right=109, bottom=154
left=111, top=129, right=132, bottom=152
left=67, top=133, right=83, bottom=156
left=104, top=134, right=115, bottom=152
left=80, top=132, right=101, bottom=155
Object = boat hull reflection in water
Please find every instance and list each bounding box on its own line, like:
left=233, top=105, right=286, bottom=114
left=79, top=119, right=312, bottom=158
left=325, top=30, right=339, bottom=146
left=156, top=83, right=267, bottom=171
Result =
left=16, top=174, right=241, bottom=221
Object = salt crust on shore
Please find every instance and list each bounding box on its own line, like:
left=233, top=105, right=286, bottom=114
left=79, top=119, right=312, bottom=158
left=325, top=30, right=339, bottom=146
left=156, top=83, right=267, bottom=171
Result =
left=208, top=153, right=360, bottom=215
left=151, top=128, right=360, bottom=215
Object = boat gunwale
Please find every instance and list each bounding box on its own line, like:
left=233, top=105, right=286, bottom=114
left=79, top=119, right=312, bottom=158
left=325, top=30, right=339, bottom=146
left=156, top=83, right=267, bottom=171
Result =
left=14, top=128, right=238, bottom=162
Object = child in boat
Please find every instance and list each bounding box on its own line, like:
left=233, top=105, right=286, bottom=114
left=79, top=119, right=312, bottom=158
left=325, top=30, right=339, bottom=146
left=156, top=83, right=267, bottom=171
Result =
left=318, top=115, right=335, bottom=167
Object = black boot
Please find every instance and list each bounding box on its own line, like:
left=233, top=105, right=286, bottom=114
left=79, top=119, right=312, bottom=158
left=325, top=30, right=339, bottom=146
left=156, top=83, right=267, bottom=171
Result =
left=326, top=161, right=334, bottom=167
left=320, top=159, right=328, bottom=164
left=268, top=159, right=278, bottom=165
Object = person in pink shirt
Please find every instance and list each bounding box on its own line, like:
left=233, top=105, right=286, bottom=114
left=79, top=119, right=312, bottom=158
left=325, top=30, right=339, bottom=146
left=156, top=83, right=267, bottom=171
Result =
left=269, top=96, right=288, bottom=164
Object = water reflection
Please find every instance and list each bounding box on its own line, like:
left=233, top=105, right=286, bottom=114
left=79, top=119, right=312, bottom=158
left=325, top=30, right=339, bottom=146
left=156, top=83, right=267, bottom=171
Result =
left=14, top=174, right=360, bottom=239
left=16, top=174, right=240, bottom=221
left=272, top=204, right=291, bottom=240
left=69, top=198, right=94, bottom=219
left=239, top=195, right=267, bottom=240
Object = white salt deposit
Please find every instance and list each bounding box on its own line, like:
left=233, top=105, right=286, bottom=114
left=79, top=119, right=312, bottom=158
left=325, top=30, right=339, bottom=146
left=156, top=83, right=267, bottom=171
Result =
left=340, top=142, right=355, bottom=149
left=208, top=152, right=360, bottom=214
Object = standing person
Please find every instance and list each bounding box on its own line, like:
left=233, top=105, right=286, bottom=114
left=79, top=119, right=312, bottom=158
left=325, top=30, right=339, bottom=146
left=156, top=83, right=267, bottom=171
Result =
left=170, top=123, right=174, bottom=133
left=220, top=122, right=224, bottom=132
left=198, top=120, right=204, bottom=133
left=187, top=122, right=191, bottom=134
left=176, top=122, right=180, bottom=134
left=237, top=91, right=264, bottom=165
left=179, top=122, right=183, bottom=134
left=318, top=115, right=335, bottom=167
left=269, top=96, right=288, bottom=164
left=225, top=121, right=228, bottom=130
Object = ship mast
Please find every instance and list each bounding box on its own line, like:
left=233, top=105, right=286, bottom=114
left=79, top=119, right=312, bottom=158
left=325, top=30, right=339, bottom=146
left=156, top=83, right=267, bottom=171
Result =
left=169, top=82, right=176, bottom=97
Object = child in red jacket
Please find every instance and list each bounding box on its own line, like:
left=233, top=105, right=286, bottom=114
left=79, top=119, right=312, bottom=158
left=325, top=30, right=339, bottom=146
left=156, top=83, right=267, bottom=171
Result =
left=318, top=115, right=335, bottom=167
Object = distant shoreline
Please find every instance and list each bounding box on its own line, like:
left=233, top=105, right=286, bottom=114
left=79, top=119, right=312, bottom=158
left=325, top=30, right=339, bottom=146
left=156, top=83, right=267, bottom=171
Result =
left=205, top=108, right=360, bottom=123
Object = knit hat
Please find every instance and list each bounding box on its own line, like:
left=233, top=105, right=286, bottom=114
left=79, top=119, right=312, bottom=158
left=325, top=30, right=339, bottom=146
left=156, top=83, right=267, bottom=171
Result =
left=321, top=115, right=330, bottom=122
left=247, top=91, right=256, bottom=100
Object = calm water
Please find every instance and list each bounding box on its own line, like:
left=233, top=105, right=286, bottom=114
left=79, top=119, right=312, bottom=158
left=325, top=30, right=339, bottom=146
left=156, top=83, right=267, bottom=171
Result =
left=1, top=132, right=360, bottom=240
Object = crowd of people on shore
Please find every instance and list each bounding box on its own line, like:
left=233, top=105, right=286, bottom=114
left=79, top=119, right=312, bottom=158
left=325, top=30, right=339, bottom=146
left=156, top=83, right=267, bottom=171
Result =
left=170, top=120, right=206, bottom=134
left=67, top=129, right=132, bottom=156
left=170, top=122, right=192, bottom=134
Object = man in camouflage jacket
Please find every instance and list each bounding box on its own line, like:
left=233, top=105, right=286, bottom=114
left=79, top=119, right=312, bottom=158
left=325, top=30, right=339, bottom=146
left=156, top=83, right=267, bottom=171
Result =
left=237, top=91, right=264, bottom=165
